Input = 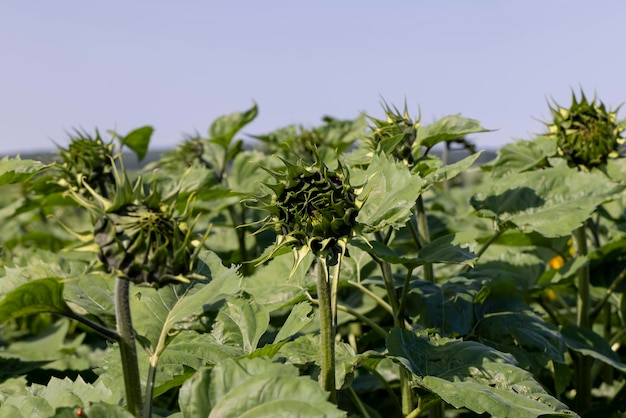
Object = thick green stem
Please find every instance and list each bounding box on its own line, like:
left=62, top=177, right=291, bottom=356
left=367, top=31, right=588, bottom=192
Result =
left=573, top=225, right=591, bottom=413
left=379, top=260, right=414, bottom=414
left=115, top=278, right=143, bottom=417
left=316, top=256, right=337, bottom=403
left=415, top=196, right=444, bottom=417
left=228, top=205, right=249, bottom=275
left=415, top=197, right=434, bottom=283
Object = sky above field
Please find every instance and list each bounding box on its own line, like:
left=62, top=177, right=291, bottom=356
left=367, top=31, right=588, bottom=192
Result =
left=1, top=1, right=625, bottom=154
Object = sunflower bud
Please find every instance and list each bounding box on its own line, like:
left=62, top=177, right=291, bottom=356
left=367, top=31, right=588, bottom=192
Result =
left=95, top=201, right=194, bottom=285
left=56, top=131, right=116, bottom=195
left=545, top=91, right=625, bottom=169
left=368, top=103, right=419, bottom=165
left=260, top=158, right=360, bottom=257
left=68, top=160, right=201, bottom=286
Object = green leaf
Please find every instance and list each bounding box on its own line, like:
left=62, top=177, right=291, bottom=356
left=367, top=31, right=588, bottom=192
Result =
left=0, top=278, right=71, bottom=323
left=354, top=153, right=423, bottom=231
left=417, top=114, right=491, bottom=148
left=31, top=376, right=115, bottom=409
left=422, top=151, right=483, bottom=189
left=209, top=103, right=258, bottom=149
left=475, top=312, right=565, bottom=371
left=120, top=125, right=153, bottom=161
left=561, top=325, right=626, bottom=373
left=277, top=334, right=360, bottom=390
left=489, top=137, right=557, bottom=178
left=417, top=233, right=477, bottom=265
left=131, top=251, right=241, bottom=359
left=0, top=396, right=54, bottom=418
left=471, top=162, right=624, bottom=237
left=243, top=251, right=312, bottom=311
left=386, top=329, right=577, bottom=418
left=211, top=296, right=270, bottom=354
left=55, top=403, right=134, bottom=417
left=273, top=301, right=314, bottom=343
left=178, top=357, right=345, bottom=418
left=0, top=157, right=46, bottom=185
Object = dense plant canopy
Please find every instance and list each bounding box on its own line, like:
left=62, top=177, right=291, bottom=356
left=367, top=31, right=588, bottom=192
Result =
left=1, top=93, right=626, bottom=417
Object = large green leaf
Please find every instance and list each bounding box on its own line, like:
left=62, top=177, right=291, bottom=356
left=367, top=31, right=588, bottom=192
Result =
left=209, top=103, right=258, bottom=149
left=131, top=251, right=241, bottom=359
left=417, top=114, right=491, bottom=148
left=120, top=125, right=153, bottom=161
left=561, top=325, right=626, bottom=373
left=243, top=251, right=312, bottom=311
left=0, top=278, right=72, bottom=323
left=350, top=232, right=476, bottom=268
left=178, top=357, right=345, bottom=418
left=489, top=137, right=556, bottom=178
left=386, top=329, right=577, bottom=418
left=476, top=312, right=565, bottom=371
left=0, top=157, right=46, bottom=185
left=405, top=276, right=482, bottom=337
left=63, top=273, right=117, bottom=328
left=354, top=153, right=423, bottom=231
left=471, top=162, right=624, bottom=237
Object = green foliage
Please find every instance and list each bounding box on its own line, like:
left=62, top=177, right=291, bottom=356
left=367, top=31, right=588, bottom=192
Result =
left=3, top=98, right=626, bottom=417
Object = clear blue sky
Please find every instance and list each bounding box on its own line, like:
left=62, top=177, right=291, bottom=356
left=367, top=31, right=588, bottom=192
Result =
left=1, top=1, right=625, bottom=154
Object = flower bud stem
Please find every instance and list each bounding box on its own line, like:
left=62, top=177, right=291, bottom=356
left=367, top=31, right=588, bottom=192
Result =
left=316, top=255, right=337, bottom=404
left=115, top=277, right=143, bottom=417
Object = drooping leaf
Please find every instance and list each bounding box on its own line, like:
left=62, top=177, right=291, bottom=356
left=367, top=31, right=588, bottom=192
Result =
left=475, top=312, right=565, bottom=371
left=417, top=114, right=491, bottom=149
left=0, top=157, right=46, bottom=185
left=386, top=329, right=577, bottom=418
left=405, top=276, right=482, bottom=337
left=561, top=325, right=626, bottom=373
left=354, top=153, right=423, bottom=231
left=0, top=278, right=72, bottom=323
left=471, top=162, right=624, bottom=237
left=178, top=357, right=345, bottom=418
left=120, top=126, right=153, bottom=161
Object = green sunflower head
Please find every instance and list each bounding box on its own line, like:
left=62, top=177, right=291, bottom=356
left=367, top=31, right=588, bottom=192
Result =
left=545, top=91, right=625, bottom=169
left=69, top=163, right=202, bottom=287
left=254, top=157, right=361, bottom=259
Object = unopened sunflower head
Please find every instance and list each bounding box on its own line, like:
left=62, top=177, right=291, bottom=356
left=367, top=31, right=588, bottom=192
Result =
left=545, top=91, right=625, bottom=169
left=70, top=164, right=202, bottom=287
left=368, top=103, right=419, bottom=165
left=55, top=130, right=116, bottom=195
left=255, top=157, right=361, bottom=259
